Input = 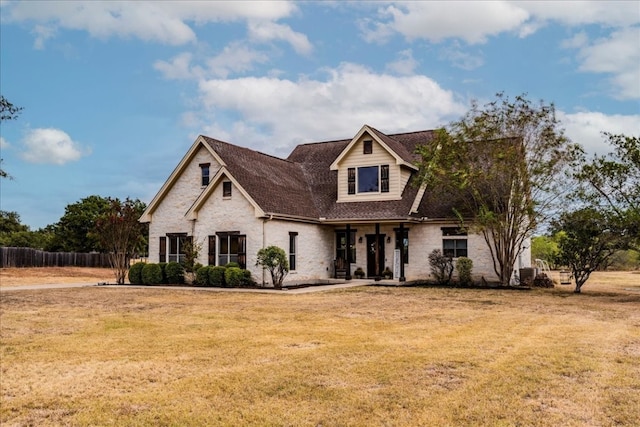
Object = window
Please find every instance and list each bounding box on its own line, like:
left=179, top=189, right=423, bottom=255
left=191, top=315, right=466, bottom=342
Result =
left=223, top=181, right=232, bottom=198
left=217, top=232, right=246, bottom=268
left=336, top=230, right=356, bottom=263
left=358, top=166, right=379, bottom=193
left=443, top=239, right=468, bottom=258
left=167, top=233, right=191, bottom=263
left=348, top=168, right=356, bottom=195
left=289, top=232, right=298, bottom=271
left=395, top=228, right=409, bottom=263
left=363, top=140, right=373, bottom=154
left=200, top=163, right=210, bottom=186
left=353, top=165, right=390, bottom=194
left=442, top=227, right=468, bottom=258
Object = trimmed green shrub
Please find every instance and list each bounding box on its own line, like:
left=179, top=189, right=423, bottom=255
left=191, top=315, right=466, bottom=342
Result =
left=158, top=262, right=168, bottom=284
left=209, top=266, right=227, bottom=287
left=128, top=262, right=145, bottom=285
left=195, top=265, right=211, bottom=286
left=225, top=262, right=240, bottom=268
left=456, top=257, right=473, bottom=285
left=165, top=261, right=184, bottom=284
left=242, top=269, right=254, bottom=287
left=225, top=267, right=244, bottom=287
left=142, top=263, right=163, bottom=285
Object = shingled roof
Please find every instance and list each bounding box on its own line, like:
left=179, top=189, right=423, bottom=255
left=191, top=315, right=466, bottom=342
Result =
left=201, top=136, right=319, bottom=219
left=202, top=127, right=471, bottom=222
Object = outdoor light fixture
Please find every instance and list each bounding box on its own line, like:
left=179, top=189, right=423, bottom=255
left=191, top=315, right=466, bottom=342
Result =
left=386, top=236, right=391, bottom=243
left=358, top=236, right=363, bottom=243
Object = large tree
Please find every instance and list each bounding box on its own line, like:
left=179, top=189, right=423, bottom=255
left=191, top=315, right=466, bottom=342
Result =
left=575, top=133, right=639, bottom=250
left=415, top=93, right=583, bottom=285
left=93, top=198, right=147, bottom=284
left=553, top=208, right=623, bottom=293
left=0, top=95, right=23, bottom=179
left=51, top=195, right=112, bottom=252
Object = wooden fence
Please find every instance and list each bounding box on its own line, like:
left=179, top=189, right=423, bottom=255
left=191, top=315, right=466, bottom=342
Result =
left=0, top=247, right=111, bottom=268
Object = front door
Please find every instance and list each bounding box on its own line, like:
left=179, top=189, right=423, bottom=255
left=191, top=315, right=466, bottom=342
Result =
left=366, top=234, right=385, bottom=278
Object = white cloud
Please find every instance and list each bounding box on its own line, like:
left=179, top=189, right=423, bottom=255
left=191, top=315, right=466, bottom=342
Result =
left=3, top=0, right=297, bottom=47
left=20, top=128, right=89, bottom=165
left=385, top=49, right=418, bottom=75
left=206, top=42, right=270, bottom=78
left=195, top=63, right=466, bottom=154
left=362, top=1, right=639, bottom=44
left=364, top=2, right=529, bottom=44
left=247, top=21, right=313, bottom=55
left=573, top=27, right=640, bottom=100
left=559, top=111, right=640, bottom=155
left=0, top=136, right=9, bottom=149
left=153, top=52, right=202, bottom=80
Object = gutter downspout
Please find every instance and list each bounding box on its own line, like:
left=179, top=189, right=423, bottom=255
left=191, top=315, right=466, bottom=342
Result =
left=262, top=215, right=273, bottom=286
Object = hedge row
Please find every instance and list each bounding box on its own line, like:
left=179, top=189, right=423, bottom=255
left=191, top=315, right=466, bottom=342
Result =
left=128, top=261, right=185, bottom=285
left=128, top=261, right=254, bottom=287
left=194, top=264, right=254, bottom=287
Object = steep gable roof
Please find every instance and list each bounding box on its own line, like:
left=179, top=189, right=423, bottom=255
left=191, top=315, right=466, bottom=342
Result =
left=329, top=124, right=419, bottom=171
left=200, top=136, right=320, bottom=220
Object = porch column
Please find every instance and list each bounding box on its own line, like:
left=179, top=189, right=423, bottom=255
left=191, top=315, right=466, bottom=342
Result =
left=345, top=223, right=352, bottom=280
left=399, top=222, right=406, bottom=282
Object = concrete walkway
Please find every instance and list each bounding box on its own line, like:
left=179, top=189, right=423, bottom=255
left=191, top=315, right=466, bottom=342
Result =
left=0, top=280, right=383, bottom=294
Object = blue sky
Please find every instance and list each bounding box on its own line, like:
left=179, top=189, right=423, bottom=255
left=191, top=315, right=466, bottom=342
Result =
left=1, top=1, right=638, bottom=229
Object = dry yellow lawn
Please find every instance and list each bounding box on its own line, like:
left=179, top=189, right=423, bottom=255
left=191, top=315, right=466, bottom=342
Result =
left=0, top=271, right=638, bottom=426
left=0, top=267, right=117, bottom=287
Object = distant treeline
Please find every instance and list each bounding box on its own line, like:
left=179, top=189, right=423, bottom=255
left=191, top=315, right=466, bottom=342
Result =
left=0, top=247, right=111, bottom=268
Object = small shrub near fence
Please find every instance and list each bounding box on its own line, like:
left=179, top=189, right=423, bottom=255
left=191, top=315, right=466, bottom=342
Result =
left=0, top=247, right=111, bottom=268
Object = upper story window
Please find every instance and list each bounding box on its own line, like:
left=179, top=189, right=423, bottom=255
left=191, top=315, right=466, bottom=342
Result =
left=363, top=140, right=373, bottom=154
left=200, top=163, right=210, bottom=186
left=348, top=165, right=390, bottom=194
left=223, top=181, right=232, bottom=198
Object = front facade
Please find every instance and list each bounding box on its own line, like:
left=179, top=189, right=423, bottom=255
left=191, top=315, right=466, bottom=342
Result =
left=140, top=125, right=531, bottom=285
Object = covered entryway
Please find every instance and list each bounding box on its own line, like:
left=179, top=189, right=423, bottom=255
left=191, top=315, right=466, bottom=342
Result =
left=366, top=234, right=385, bottom=278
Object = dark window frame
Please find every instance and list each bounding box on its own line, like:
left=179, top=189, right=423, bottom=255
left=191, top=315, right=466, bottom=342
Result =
left=348, top=168, right=356, bottom=195
left=223, top=181, right=232, bottom=198
left=363, top=140, right=373, bottom=154
left=336, top=230, right=357, bottom=263
left=216, top=231, right=246, bottom=268
left=289, top=232, right=298, bottom=271
left=200, top=163, right=210, bottom=186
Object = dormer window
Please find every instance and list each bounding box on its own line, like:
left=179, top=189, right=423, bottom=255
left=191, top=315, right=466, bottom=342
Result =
left=200, top=163, right=210, bottom=186
left=363, top=140, right=373, bottom=154
left=348, top=165, right=390, bottom=194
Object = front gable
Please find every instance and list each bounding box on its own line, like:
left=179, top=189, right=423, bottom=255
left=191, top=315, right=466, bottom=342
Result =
left=329, top=125, right=417, bottom=203
left=139, top=136, right=224, bottom=223
left=185, top=167, right=265, bottom=220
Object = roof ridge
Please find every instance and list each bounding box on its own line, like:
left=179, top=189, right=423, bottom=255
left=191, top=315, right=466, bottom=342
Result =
left=201, top=135, right=295, bottom=164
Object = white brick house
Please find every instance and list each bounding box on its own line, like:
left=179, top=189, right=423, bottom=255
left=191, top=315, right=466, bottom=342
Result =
left=139, top=125, right=531, bottom=285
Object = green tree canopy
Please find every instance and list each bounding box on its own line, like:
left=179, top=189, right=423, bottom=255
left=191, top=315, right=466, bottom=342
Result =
left=575, top=133, right=639, bottom=250
left=553, top=207, right=624, bottom=293
left=92, top=197, right=147, bottom=284
left=0, top=95, right=23, bottom=179
left=256, top=245, right=289, bottom=288
left=415, top=93, right=583, bottom=285
left=51, top=195, right=112, bottom=252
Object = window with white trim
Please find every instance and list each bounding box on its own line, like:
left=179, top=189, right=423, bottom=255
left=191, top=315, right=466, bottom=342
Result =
left=442, top=227, right=468, bottom=258
left=349, top=165, right=390, bottom=194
